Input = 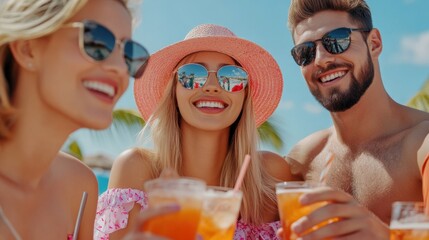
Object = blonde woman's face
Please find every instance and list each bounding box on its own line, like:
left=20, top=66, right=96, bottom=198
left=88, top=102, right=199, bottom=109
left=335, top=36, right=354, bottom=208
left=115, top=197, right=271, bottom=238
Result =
left=29, top=0, right=131, bottom=129
left=175, top=51, right=246, bottom=131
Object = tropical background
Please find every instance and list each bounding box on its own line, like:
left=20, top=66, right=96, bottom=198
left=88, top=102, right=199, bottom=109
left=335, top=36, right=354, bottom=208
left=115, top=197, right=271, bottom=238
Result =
left=62, top=0, right=429, bottom=194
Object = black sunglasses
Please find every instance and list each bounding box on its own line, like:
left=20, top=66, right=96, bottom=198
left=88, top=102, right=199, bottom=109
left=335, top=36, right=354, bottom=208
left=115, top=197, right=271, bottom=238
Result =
left=176, top=63, right=248, bottom=92
left=291, top=27, right=370, bottom=66
left=63, top=20, right=149, bottom=78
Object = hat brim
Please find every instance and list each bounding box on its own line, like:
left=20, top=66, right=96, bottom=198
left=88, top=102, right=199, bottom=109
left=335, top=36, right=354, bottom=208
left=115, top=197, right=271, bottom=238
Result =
left=134, top=36, right=283, bottom=126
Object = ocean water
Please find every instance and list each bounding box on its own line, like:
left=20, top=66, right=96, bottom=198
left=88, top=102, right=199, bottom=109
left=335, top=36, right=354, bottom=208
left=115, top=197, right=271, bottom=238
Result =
left=93, top=169, right=110, bottom=195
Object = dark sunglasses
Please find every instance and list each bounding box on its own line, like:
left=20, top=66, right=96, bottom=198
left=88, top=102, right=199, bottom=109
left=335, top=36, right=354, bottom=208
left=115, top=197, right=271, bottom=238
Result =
left=291, top=27, right=370, bottom=66
left=63, top=20, right=149, bottom=78
left=176, top=63, right=248, bottom=92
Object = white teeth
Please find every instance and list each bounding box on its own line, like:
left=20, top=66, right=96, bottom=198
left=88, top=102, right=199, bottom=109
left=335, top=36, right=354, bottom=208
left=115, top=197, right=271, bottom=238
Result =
left=320, top=71, right=346, bottom=83
left=195, top=101, right=225, bottom=109
left=83, top=81, right=115, bottom=97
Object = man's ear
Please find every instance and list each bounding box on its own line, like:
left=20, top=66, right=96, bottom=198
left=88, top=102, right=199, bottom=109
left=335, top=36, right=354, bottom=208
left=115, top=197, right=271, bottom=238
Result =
left=8, top=40, right=37, bottom=71
left=367, top=28, right=382, bottom=57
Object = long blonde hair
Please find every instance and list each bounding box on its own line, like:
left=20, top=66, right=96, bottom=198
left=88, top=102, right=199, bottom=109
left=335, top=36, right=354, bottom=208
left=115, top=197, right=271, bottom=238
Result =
left=145, top=64, right=279, bottom=225
left=0, top=0, right=140, bottom=139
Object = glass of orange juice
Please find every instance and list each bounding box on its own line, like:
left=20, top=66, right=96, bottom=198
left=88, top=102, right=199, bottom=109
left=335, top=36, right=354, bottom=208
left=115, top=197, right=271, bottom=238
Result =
left=141, top=177, right=206, bottom=240
left=390, top=201, right=429, bottom=240
left=197, top=186, right=242, bottom=240
left=276, top=181, right=336, bottom=240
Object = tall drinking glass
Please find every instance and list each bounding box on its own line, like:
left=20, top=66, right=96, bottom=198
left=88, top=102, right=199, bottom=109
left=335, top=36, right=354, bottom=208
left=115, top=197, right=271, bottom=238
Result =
left=197, top=186, right=242, bottom=240
left=276, top=181, right=334, bottom=240
left=390, top=201, right=429, bottom=240
left=141, top=177, right=206, bottom=240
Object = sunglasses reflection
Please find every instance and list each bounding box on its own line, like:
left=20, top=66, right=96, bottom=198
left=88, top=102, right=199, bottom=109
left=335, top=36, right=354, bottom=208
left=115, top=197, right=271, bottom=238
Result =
left=177, top=63, right=248, bottom=92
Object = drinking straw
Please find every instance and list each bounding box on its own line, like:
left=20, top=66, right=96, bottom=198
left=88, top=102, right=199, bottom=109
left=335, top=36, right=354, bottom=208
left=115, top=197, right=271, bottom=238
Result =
left=72, top=191, right=88, bottom=240
left=234, top=154, right=251, bottom=191
left=319, top=152, right=334, bottom=184
left=0, top=205, right=22, bottom=240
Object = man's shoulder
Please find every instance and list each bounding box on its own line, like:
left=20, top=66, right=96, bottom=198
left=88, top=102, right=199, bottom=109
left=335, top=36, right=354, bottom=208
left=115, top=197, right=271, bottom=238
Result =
left=285, top=128, right=333, bottom=175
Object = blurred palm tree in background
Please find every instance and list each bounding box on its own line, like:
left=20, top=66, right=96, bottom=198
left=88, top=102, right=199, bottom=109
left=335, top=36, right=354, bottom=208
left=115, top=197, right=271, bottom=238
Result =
left=407, top=76, right=429, bottom=112
left=66, top=108, right=284, bottom=165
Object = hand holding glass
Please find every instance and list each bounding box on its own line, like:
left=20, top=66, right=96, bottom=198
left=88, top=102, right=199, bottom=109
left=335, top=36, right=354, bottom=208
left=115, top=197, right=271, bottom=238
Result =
left=141, top=177, right=206, bottom=240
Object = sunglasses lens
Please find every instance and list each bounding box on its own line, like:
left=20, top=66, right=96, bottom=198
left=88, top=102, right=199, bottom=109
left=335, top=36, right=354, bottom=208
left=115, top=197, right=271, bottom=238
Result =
left=82, top=21, right=115, bottom=61
left=291, top=42, right=316, bottom=66
left=217, top=65, right=248, bottom=92
left=323, top=28, right=351, bottom=54
left=124, top=41, right=150, bottom=78
left=177, top=64, right=208, bottom=90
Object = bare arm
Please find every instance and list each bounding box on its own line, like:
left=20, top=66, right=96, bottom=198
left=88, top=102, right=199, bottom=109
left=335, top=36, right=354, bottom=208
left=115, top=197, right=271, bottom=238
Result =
left=108, top=148, right=155, bottom=240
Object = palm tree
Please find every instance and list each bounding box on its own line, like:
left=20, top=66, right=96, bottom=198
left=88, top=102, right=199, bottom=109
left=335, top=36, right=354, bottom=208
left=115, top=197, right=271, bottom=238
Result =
left=66, top=108, right=284, bottom=161
left=407, top=76, right=429, bottom=111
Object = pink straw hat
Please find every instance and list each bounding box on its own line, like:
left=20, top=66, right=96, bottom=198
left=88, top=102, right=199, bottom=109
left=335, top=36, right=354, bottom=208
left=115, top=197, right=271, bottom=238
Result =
left=134, top=24, right=283, bottom=126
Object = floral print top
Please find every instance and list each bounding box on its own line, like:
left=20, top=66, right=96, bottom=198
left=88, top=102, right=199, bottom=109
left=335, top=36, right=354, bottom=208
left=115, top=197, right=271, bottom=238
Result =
left=94, top=188, right=280, bottom=240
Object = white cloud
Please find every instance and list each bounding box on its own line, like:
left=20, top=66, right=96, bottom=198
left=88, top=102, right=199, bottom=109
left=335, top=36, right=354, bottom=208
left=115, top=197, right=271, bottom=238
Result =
left=399, top=31, right=429, bottom=66
left=303, top=103, right=323, bottom=114
left=279, top=100, right=294, bottom=110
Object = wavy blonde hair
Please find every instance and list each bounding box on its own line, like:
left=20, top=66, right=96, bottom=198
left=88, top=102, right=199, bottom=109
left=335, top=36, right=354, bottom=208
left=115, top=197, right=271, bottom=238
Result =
left=0, top=0, right=141, bottom=139
left=143, top=63, right=279, bottom=225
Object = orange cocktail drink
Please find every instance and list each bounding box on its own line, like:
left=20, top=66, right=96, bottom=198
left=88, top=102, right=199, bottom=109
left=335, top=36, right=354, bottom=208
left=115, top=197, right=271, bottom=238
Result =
left=276, top=182, right=334, bottom=240
left=142, top=178, right=206, bottom=240
left=197, top=187, right=242, bottom=240
left=390, top=202, right=429, bottom=240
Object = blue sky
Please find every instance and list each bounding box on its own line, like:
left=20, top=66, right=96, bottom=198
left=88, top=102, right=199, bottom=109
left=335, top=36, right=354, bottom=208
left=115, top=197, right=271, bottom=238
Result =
left=66, top=0, right=429, bottom=159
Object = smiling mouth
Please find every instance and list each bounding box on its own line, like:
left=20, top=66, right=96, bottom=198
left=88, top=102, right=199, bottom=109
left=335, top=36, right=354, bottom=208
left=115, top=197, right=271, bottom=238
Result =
left=194, top=101, right=227, bottom=109
left=320, top=71, right=346, bottom=83
left=83, top=81, right=115, bottom=98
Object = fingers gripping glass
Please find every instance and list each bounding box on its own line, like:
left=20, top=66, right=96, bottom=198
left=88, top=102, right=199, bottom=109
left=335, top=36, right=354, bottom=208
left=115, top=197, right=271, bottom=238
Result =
left=291, top=27, right=370, bottom=66
left=63, top=20, right=149, bottom=78
left=177, top=63, right=249, bottom=92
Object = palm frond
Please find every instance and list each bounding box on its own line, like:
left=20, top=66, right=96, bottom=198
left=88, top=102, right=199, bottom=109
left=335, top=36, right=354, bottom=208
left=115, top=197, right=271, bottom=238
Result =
left=66, top=140, right=83, bottom=160
left=257, top=120, right=284, bottom=151
left=90, top=108, right=146, bottom=142
left=407, top=77, right=429, bottom=112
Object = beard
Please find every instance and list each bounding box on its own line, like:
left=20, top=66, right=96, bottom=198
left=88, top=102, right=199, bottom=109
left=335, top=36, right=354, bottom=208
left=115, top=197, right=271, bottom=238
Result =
left=310, top=51, right=374, bottom=112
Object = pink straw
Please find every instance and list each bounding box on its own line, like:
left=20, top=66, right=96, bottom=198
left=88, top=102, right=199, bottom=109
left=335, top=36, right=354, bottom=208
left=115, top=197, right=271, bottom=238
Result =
left=234, top=154, right=251, bottom=191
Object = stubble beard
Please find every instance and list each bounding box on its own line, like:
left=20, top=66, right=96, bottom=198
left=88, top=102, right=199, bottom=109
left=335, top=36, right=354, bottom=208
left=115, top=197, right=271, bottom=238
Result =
left=310, top=51, right=374, bottom=112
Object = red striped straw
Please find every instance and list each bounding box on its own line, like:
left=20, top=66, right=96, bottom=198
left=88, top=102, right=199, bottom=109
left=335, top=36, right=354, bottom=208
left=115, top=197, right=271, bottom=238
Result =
left=234, top=154, right=251, bottom=191
left=319, top=152, right=334, bottom=184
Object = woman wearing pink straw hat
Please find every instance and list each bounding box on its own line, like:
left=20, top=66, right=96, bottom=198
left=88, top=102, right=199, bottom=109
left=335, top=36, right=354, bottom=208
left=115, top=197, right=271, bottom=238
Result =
left=95, top=24, right=292, bottom=239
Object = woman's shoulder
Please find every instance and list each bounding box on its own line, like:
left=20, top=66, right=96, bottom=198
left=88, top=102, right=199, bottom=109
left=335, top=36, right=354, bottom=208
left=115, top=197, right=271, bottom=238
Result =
left=109, top=148, right=157, bottom=190
left=54, top=152, right=97, bottom=184
left=259, top=151, right=294, bottom=181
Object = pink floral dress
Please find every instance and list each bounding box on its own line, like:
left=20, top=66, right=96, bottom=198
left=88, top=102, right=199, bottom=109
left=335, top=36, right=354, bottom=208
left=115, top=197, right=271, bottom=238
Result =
left=94, top=188, right=280, bottom=240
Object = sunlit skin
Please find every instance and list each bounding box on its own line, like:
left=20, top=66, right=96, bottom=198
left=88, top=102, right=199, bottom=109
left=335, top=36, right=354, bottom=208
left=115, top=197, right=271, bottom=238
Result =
left=176, top=51, right=245, bottom=132
left=0, top=0, right=132, bottom=239
left=284, top=10, right=429, bottom=240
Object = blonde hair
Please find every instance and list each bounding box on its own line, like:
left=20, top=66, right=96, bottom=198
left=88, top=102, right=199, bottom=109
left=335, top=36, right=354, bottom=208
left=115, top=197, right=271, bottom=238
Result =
left=0, top=0, right=141, bottom=139
left=145, top=67, right=278, bottom=225
left=288, top=0, right=373, bottom=38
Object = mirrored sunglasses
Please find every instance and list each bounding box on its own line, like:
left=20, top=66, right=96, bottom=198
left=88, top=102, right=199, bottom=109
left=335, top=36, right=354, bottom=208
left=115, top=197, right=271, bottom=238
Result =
left=291, top=27, right=370, bottom=66
left=176, top=63, right=248, bottom=92
left=63, top=20, right=149, bottom=78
